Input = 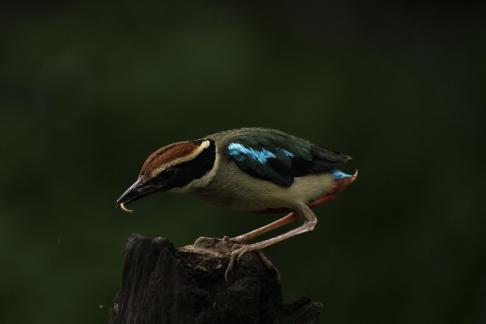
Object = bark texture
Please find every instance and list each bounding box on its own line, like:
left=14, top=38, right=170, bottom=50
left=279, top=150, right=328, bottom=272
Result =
left=110, top=234, right=322, bottom=324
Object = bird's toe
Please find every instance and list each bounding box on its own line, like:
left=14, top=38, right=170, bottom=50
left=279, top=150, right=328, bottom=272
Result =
left=256, top=250, right=281, bottom=281
left=225, top=253, right=237, bottom=282
left=236, top=245, right=252, bottom=263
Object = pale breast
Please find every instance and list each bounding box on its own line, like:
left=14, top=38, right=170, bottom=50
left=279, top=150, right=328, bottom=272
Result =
left=193, top=159, right=335, bottom=212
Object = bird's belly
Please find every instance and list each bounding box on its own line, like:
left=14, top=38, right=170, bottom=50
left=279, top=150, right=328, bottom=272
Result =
left=194, top=167, right=335, bottom=213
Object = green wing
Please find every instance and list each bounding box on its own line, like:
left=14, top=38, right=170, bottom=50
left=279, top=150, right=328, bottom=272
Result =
left=226, top=129, right=348, bottom=187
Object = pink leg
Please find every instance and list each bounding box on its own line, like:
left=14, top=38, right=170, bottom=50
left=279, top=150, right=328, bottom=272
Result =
left=231, top=212, right=298, bottom=243
left=225, top=203, right=317, bottom=280
left=234, top=210, right=316, bottom=258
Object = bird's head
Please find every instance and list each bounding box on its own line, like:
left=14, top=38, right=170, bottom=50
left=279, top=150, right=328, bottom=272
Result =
left=116, top=139, right=216, bottom=212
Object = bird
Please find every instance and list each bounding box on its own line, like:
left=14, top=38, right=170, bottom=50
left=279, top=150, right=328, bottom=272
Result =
left=116, top=127, right=357, bottom=279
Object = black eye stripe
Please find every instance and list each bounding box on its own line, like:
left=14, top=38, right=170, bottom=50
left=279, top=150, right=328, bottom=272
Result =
left=144, top=140, right=215, bottom=191
left=169, top=140, right=216, bottom=189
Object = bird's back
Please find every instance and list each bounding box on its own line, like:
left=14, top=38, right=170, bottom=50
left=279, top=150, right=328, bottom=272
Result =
left=208, top=127, right=349, bottom=186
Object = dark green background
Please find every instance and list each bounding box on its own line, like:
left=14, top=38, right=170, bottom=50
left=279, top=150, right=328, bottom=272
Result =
left=1, top=1, right=485, bottom=323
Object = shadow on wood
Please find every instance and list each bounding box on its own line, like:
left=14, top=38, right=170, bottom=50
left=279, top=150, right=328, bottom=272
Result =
left=110, top=234, right=322, bottom=324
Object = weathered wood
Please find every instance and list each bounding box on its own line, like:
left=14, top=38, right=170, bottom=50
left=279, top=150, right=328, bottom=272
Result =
left=110, top=234, right=322, bottom=324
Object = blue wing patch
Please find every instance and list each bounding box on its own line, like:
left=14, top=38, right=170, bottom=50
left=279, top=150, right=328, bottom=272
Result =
left=331, top=169, right=352, bottom=180
left=227, top=142, right=294, bottom=187
left=228, top=143, right=276, bottom=163
left=281, top=149, right=295, bottom=158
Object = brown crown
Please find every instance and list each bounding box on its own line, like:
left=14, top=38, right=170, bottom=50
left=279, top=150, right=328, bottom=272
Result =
left=140, top=141, right=201, bottom=176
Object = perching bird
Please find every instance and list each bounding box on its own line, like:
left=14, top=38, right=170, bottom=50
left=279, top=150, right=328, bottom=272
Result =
left=116, top=127, right=357, bottom=278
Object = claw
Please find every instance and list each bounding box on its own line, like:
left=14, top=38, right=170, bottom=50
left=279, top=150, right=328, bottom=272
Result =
left=236, top=245, right=251, bottom=263
left=256, top=251, right=281, bottom=281
left=225, top=245, right=250, bottom=282
left=225, top=253, right=237, bottom=282
left=224, top=244, right=280, bottom=282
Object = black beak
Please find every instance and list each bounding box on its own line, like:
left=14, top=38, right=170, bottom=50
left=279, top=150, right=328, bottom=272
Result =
left=116, top=178, right=163, bottom=211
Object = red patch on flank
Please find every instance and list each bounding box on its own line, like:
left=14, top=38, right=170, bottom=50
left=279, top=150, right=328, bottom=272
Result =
left=308, top=172, right=357, bottom=207
left=308, top=193, right=337, bottom=208
left=141, top=141, right=199, bottom=176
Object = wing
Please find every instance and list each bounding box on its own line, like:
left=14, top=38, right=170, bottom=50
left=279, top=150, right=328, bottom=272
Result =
left=226, top=129, right=349, bottom=187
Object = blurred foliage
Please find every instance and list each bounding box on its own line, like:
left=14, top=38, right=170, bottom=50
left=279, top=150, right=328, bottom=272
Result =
left=1, top=1, right=485, bottom=323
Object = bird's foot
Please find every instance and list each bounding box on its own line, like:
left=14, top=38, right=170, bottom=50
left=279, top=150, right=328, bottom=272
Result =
left=222, top=234, right=246, bottom=243
left=224, top=244, right=280, bottom=282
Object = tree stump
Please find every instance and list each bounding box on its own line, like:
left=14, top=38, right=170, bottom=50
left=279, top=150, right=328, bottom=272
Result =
left=110, top=234, right=322, bottom=324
